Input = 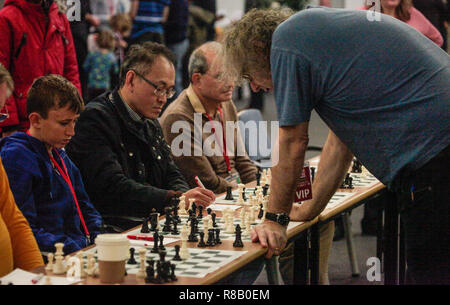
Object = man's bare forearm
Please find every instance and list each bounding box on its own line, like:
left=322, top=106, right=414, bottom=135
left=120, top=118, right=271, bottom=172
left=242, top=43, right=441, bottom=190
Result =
left=293, top=130, right=353, bottom=220
left=268, top=123, right=309, bottom=214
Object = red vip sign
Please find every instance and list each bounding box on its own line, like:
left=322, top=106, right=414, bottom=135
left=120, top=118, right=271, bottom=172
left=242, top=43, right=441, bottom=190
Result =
left=294, top=163, right=313, bottom=202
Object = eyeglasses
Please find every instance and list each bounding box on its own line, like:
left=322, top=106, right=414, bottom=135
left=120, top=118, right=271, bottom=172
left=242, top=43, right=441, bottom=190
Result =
left=131, top=69, right=176, bottom=99
left=242, top=73, right=254, bottom=82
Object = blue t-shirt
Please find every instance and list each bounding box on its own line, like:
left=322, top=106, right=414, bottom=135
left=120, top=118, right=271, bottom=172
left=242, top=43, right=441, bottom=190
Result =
left=271, top=7, right=450, bottom=187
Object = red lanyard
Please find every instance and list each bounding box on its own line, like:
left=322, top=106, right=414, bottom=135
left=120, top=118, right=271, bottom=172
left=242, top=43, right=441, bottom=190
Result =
left=27, top=131, right=90, bottom=237
left=205, top=107, right=231, bottom=173
left=48, top=150, right=90, bottom=237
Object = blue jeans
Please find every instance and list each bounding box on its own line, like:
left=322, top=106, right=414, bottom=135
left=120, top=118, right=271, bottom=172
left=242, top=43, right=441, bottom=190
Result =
left=167, top=39, right=189, bottom=96
left=392, top=145, right=450, bottom=284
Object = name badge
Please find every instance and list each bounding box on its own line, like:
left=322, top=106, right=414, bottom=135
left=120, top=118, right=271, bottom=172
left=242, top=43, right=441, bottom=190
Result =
left=225, top=172, right=241, bottom=184
left=294, top=162, right=313, bottom=203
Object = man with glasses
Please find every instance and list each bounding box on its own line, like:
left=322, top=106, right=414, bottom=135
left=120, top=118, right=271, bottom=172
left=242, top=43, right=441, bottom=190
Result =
left=66, top=42, right=215, bottom=230
left=160, top=42, right=258, bottom=194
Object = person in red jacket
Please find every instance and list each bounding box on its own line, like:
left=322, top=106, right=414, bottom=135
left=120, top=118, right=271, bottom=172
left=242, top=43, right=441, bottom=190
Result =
left=0, top=0, right=81, bottom=136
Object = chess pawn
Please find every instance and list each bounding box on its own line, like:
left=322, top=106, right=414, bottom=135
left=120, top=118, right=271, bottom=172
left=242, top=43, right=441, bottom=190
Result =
left=136, top=248, right=147, bottom=279
left=52, top=247, right=65, bottom=275
left=45, top=253, right=54, bottom=271
left=261, top=199, right=268, bottom=221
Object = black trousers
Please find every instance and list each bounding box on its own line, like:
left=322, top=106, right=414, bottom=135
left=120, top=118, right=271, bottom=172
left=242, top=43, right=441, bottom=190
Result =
left=392, top=145, right=450, bottom=284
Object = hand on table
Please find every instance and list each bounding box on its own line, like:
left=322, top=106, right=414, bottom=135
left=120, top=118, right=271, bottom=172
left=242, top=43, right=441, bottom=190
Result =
left=251, top=220, right=287, bottom=258
left=182, top=187, right=215, bottom=209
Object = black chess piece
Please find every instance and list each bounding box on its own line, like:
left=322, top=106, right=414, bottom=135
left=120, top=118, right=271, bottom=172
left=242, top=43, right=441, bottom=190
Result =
left=233, top=224, right=244, bottom=247
left=173, top=245, right=182, bottom=261
left=140, top=217, right=150, bottom=233
left=197, top=232, right=206, bottom=247
left=154, top=261, right=163, bottom=284
left=347, top=176, right=354, bottom=189
left=159, top=250, right=166, bottom=263
left=159, top=234, right=165, bottom=250
left=172, top=198, right=181, bottom=224
left=170, top=263, right=177, bottom=281
left=150, top=211, right=158, bottom=231
left=256, top=171, right=261, bottom=186
left=151, top=231, right=159, bottom=253
left=188, top=219, right=198, bottom=242
left=172, top=219, right=179, bottom=235
left=215, top=228, right=222, bottom=244
left=258, top=204, right=264, bottom=219
left=163, top=213, right=172, bottom=232
left=161, top=261, right=171, bottom=282
left=192, top=202, right=197, bottom=215
left=145, top=260, right=155, bottom=283
left=242, top=188, right=247, bottom=201
left=211, top=213, right=217, bottom=227
left=351, top=158, right=362, bottom=173
left=225, top=186, right=234, bottom=200
left=262, top=185, right=269, bottom=196
left=207, top=208, right=212, bottom=215
left=206, top=229, right=216, bottom=247
left=197, top=205, right=203, bottom=219
left=127, top=247, right=137, bottom=264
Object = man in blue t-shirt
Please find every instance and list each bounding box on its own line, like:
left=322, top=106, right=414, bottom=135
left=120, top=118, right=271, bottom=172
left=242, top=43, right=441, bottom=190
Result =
left=223, top=7, right=450, bottom=284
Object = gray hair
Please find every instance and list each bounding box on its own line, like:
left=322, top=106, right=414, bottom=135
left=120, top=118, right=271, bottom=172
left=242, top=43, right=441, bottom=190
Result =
left=188, top=41, right=223, bottom=83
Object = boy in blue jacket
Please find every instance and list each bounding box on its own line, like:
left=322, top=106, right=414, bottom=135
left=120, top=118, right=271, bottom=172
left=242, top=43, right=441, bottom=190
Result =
left=0, top=74, right=102, bottom=255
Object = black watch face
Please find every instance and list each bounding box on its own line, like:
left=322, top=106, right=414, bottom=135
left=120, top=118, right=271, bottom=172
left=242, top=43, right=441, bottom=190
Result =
left=279, top=213, right=290, bottom=226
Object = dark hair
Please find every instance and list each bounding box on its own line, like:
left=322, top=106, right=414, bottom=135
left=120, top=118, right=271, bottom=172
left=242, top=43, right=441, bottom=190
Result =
left=27, top=74, right=84, bottom=118
left=119, top=42, right=176, bottom=87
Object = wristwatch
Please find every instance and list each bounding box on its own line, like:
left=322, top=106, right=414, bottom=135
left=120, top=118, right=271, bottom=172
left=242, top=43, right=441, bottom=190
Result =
left=265, top=212, right=290, bottom=226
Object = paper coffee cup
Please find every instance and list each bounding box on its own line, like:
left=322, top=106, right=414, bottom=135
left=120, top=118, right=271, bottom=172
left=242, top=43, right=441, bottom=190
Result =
left=95, top=234, right=130, bottom=283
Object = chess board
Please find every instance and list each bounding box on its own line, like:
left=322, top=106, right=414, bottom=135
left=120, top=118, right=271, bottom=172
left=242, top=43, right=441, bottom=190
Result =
left=127, top=215, right=259, bottom=242
left=83, top=246, right=247, bottom=278
left=348, top=172, right=379, bottom=188
left=215, top=187, right=257, bottom=204
left=324, top=192, right=355, bottom=210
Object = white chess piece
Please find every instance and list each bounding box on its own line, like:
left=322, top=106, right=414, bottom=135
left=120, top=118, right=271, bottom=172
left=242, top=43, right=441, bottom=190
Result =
left=136, top=248, right=147, bottom=279
left=244, top=216, right=251, bottom=236
left=180, top=240, right=190, bottom=260
left=188, top=198, right=195, bottom=211
left=52, top=243, right=66, bottom=274
left=76, top=252, right=86, bottom=278
left=156, top=213, right=161, bottom=230
left=178, top=195, right=187, bottom=215
left=262, top=199, right=268, bottom=221
left=66, top=256, right=81, bottom=279
left=45, top=253, right=54, bottom=271
left=86, top=257, right=96, bottom=276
